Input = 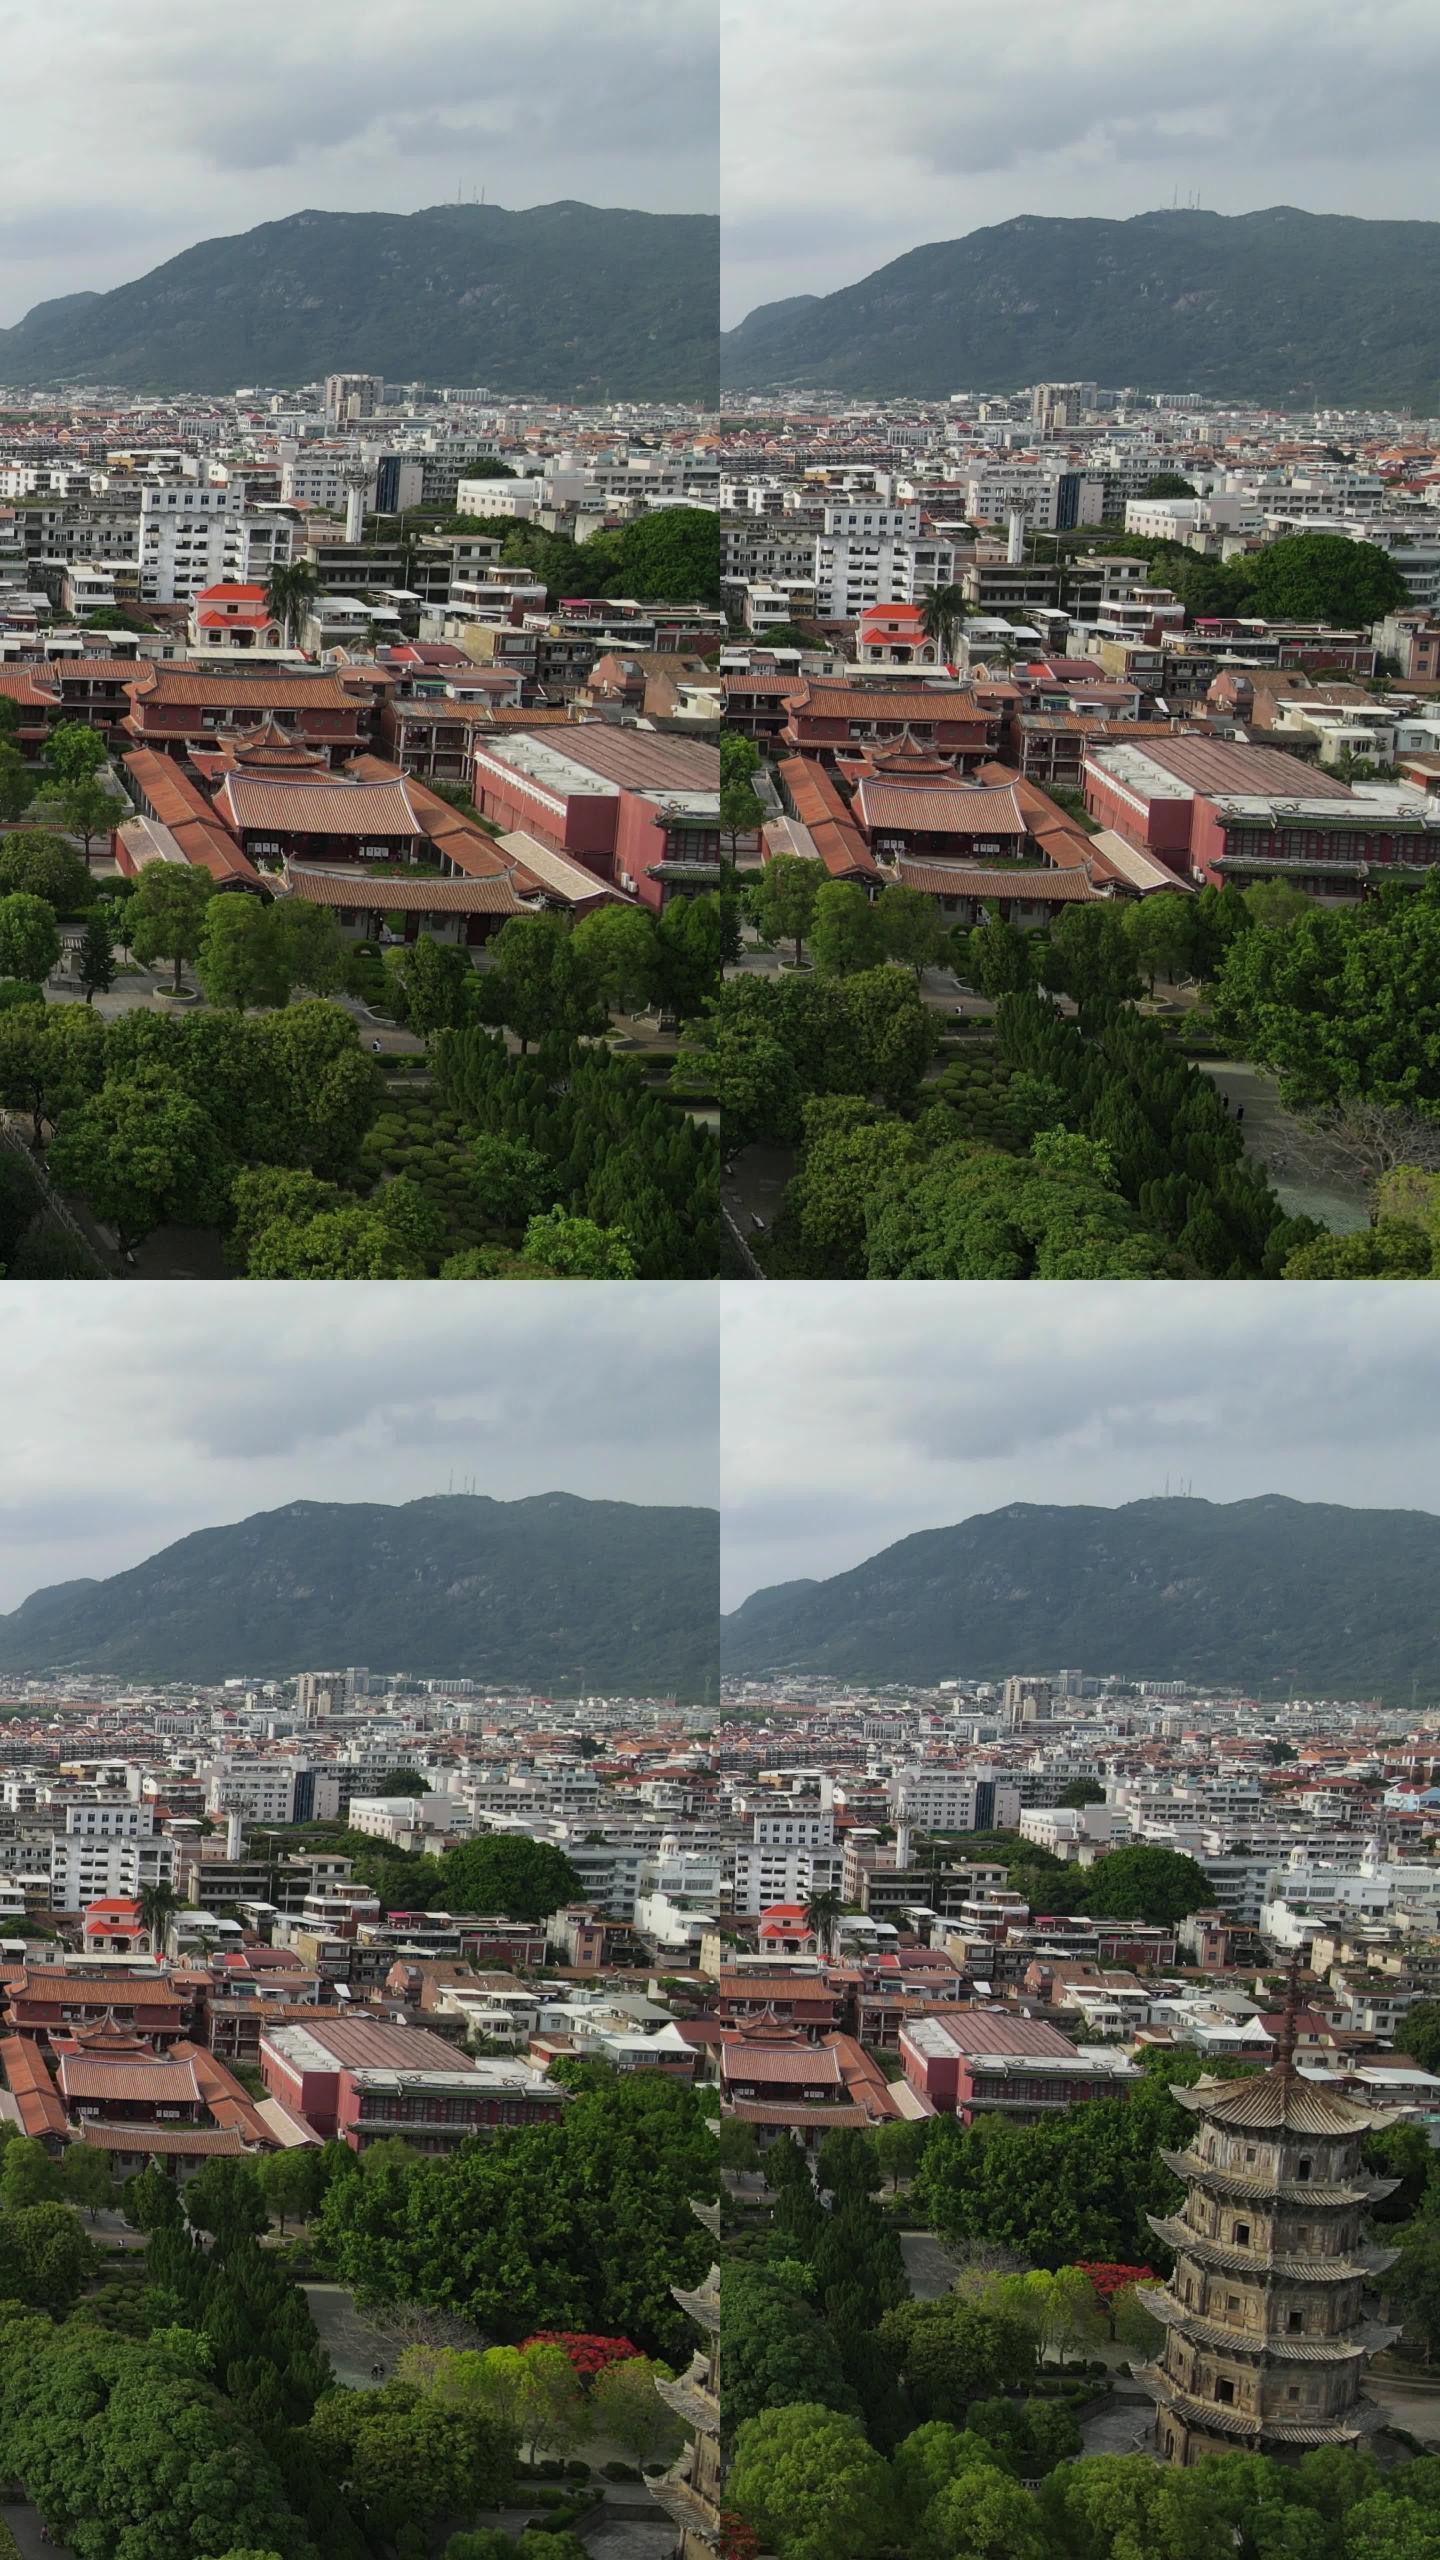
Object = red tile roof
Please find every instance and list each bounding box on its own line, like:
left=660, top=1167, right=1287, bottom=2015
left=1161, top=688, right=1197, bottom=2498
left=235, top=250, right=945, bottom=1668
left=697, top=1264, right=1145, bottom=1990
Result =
left=6, top=1969, right=183, bottom=2006
left=857, top=780, right=1027, bottom=835
left=78, top=2123, right=250, bottom=2156
left=215, top=775, right=424, bottom=838
left=777, top=755, right=879, bottom=880
left=0, top=2035, right=67, bottom=2139
left=127, top=665, right=360, bottom=711
left=283, top=868, right=524, bottom=914
left=720, top=2044, right=843, bottom=2086
left=787, top=679, right=985, bottom=723
left=348, top=756, right=522, bottom=881
left=58, top=2056, right=200, bottom=2104
left=892, top=857, right=1100, bottom=901
left=122, top=749, right=266, bottom=889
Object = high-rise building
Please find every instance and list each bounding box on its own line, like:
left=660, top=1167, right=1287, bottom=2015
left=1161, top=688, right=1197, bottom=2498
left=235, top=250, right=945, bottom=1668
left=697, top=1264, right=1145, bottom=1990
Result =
left=1002, top=1676, right=1053, bottom=1727
left=323, top=371, right=383, bottom=427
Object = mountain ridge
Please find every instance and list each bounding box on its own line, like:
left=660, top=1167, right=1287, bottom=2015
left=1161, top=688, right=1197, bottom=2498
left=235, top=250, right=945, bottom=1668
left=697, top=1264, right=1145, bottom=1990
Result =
left=0, top=1492, right=718, bottom=1695
left=720, top=206, right=1440, bottom=405
left=720, top=1495, right=1440, bottom=1697
left=0, top=201, right=719, bottom=401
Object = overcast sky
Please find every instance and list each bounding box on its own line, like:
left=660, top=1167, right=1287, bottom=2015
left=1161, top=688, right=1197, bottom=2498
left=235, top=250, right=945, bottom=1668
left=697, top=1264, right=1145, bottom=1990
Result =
left=722, top=0, right=1440, bottom=323
left=0, top=1285, right=718, bottom=1613
left=721, top=1286, right=1440, bottom=1610
left=0, top=0, right=718, bottom=326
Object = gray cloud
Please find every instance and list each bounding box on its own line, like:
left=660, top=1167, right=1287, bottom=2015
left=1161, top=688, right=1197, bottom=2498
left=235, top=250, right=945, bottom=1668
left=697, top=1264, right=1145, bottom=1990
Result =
left=0, top=1, right=717, bottom=323
left=721, top=0, right=1440, bottom=322
left=0, top=1283, right=718, bottom=1610
left=720, top=1285, right=1440, bottom=1609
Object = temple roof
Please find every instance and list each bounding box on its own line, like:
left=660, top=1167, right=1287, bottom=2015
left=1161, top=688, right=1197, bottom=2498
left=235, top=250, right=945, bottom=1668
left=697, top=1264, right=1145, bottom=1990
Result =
left=231, top=718, right=331, bottom=770
left=1172, top=2067, right=1396, bottom=2136
left=55, top=2011, right=154, bottom=2055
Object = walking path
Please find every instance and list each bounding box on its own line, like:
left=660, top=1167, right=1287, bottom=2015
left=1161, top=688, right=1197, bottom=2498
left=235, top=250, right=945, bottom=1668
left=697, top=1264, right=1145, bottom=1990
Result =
left=1, top=2503, right=76, bottom=2559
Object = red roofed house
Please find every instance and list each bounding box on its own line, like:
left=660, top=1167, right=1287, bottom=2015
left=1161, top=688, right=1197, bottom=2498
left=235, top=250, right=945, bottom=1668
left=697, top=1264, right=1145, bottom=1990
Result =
left=188, top=583, right=283, bottom=650
left=0, top=2013, right=273, bottom=2177
left=757, top=1905, right=817, bottom=1958
left=855, top=603, right=945, bottom=670
left=84, top=1897, right=147, bottom=1956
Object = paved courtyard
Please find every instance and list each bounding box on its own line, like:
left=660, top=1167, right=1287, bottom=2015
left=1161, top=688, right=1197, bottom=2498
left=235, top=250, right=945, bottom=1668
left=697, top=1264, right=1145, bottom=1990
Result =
left=899, top=2229, right=965, bottom=2298
left=302, top=2282, right=410, bottom=2387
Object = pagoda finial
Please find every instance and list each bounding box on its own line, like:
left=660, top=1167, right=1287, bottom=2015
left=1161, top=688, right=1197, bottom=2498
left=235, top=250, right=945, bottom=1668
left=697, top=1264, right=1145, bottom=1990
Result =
left=1274, top=1949, right=1303, bottom=2074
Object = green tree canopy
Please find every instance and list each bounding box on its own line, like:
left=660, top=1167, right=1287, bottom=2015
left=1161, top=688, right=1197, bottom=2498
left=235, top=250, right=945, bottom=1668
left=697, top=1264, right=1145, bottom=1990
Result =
left=727, top=2404, right=892, bottom=2560
left=123, top=861, right=212, bottom=994
left=1242, top=531, right=1409, bottom=624
left=0, top=893, right=60, bottom=987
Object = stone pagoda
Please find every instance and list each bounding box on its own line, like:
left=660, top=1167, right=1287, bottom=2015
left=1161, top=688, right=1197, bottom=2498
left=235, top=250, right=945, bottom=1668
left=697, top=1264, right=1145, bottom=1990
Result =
left=650, top=2199, right=722, bottom=2558
left=1136, top=2003, right=1402, bottom=2464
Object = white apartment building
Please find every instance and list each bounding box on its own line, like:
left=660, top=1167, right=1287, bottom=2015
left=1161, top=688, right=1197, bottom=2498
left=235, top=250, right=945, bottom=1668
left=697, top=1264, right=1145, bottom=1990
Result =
left=1262, top=1846, right=1440, bottom=1939
left=1018, top=1805, right=1129, bottom=1860
left=281, top=456, right=356, bottom=510
left=204, top=1762, right=303, bottom=1825
left=48, top=1803, right=175, bottom=1910
left=139, top=484, right=237, bottom=604
left=812, top=500, right=954, bottom=618
left=454, top=476, right=546, bottom=520
left=348, top=1792, right=468, bottom=1843
left=890, top=1768, right=1022, bottom=1832
left=962, top=465, right=1106, bottom=533
left=557, top=1835, right=659, bottom=1919
left=731, top=1804, right=842, bottom=1915
left=220, top=513, right=294, bottom=590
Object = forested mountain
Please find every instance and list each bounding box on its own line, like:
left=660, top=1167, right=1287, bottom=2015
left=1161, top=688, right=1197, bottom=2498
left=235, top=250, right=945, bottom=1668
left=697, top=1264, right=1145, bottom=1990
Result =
left=721, top=207, right=1440, bottom=405
left=720, top=1495, right=1440, bottom=1696
left=0, top=202, right=719, bottom=401
left=0, top=1492, right=718, bottom=1694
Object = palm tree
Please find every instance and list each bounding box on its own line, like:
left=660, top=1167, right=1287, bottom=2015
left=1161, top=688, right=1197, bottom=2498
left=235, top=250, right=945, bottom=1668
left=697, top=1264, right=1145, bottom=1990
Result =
left=921, top=583, right=970, bottom=666
left=804, top=1890, right=846, bottom=1962
left=138, top=1880, right=180, bottom=1953
left=266, top=560, right=320, bottom=651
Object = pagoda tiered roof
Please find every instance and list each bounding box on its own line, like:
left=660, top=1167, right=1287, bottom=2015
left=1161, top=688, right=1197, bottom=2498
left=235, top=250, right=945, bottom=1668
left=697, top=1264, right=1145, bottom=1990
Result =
left=655, top=2348, right=720, bottom=2434
left=671, top=2262, right=720, bottom=2336
left=1172, top=2071, right=1395, bottom=2136
left=1136, top=2363, right=1383, bottom=2448
left=1158, top=2147, right=1397, bottom=2208
left=1146, top=2211, right=1400, bottom=2283
left=1136, top=2289, right=1397, bottom=2361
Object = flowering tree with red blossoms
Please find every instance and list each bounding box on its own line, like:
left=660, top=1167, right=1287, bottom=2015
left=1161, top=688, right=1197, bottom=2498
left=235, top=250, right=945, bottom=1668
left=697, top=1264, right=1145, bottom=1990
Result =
left=521, top=2330, right=640, bottom=2380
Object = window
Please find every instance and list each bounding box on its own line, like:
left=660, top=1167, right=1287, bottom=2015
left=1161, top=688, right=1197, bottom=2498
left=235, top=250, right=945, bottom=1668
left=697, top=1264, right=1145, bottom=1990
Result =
left=1233, top=2222, right=1250, bottom=2245
left=1287, top=2311, right=1303, bottom=2333
left=1297, top=2157, right=1312, bottom=2180
left=1215, top=2378, right=1235, bottom=2406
